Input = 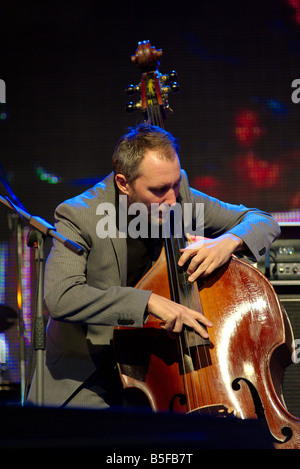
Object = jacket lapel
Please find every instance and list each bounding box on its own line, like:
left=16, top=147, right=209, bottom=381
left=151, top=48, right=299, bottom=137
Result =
left=96, top=173, right=127, bottom=286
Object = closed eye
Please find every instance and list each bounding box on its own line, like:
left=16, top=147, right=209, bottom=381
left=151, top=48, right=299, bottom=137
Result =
left=149, top=177, right=181, bottom=195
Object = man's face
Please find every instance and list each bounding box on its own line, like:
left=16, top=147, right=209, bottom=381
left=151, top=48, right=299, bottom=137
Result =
left=126, top=149, right=182, bottom=209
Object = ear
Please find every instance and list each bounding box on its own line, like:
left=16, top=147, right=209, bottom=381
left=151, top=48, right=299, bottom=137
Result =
left=115, top=173, right=131, bottom=196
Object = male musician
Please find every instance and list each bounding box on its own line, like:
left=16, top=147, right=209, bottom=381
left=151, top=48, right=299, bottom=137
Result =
left=27, top=123, right=280, bottom=409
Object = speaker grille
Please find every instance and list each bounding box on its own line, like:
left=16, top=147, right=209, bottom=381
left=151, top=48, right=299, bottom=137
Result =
left=279, top=294, right=300, bottom=418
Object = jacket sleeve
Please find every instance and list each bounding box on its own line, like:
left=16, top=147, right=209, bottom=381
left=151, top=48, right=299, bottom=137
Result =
left=44, top=200, right=152, bottom=327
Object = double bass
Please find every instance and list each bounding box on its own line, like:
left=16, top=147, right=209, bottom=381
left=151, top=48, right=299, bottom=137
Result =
left=114, top=41, right=300, bottom=449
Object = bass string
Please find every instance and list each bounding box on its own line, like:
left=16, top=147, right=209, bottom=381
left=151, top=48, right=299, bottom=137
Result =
left=148, top=86, right=199, bottom=411
left=174, top=231, right=211, bottom=412
left=188, top=267, right=218, bottom=410
left=147, top=105, right=163, bottom=128
left=166, top=234, right=202, bottom=412
left=173, top=206, right=218, bottom=413
left=162, top=210, right=213, bottom=414
left=162, top=224, right=193, bottom=412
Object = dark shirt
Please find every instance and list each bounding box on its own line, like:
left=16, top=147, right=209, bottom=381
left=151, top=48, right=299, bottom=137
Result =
left=126, top=229, right=162, bottom=287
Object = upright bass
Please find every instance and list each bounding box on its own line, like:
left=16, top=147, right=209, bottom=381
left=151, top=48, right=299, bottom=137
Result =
left=114, top=41, right=300, bottom=449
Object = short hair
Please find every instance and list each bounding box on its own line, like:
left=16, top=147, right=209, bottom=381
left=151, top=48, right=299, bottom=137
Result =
left=112, top=123, right=180, bottom=184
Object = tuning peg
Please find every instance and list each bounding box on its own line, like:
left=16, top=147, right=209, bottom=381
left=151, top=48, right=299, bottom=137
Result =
left=125, top=101, right=142, bottom=113
left=125, top=84, right=140, bottom=95
left=170, top=82, right=179, bottom=93
left=168, top=70, right=177, bottom=81
left=161, top=82, right=179, bottom=95
left=161, top=70, right=178, bottom=83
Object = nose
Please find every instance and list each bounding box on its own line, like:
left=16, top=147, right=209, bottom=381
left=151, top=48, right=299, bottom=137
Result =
left=164, top=188, right=177, bottom=206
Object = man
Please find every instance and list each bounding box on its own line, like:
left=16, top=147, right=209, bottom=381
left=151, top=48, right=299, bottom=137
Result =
left=27, top=123, right=280, bottom=408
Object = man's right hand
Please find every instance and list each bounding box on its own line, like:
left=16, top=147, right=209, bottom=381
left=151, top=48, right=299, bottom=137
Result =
left=146, top=292, right=213, bottom=339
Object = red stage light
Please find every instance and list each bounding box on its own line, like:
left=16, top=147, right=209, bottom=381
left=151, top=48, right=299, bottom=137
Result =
left=234, top=110, right=263, bottom=147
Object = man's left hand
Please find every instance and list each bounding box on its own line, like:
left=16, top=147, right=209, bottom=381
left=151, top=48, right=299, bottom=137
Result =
left=178, top=233, right=244, bottom=282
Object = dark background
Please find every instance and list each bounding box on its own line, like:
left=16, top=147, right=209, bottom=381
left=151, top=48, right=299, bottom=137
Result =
left=1, top=0, right=300, bottom=240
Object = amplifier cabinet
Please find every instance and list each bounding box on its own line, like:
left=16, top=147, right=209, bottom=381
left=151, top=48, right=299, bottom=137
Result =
left=257, top=223, right=300, bottom=417
left=273, top=284, right=300, bottom=418
left=257, top=223, right=300, bottom=281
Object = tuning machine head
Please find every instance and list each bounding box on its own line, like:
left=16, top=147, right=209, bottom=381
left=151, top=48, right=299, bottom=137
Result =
left=160, top=70, right=179, bottom=92
left=125, top=84, right=140, bottom=95
left=125, top=101, right=142, bottom=113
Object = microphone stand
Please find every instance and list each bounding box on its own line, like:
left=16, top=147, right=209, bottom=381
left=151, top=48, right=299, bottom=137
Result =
left=0, top=195, right=84, bottom=406
left=27, top=229, right=46, bottom=407
left=8, top=213, right=27, bottom=405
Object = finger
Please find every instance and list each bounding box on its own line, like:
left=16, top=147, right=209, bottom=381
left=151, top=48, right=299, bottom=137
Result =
left=185, top=252, right=206, bottom=274
left=188, top=319, right=211, bottom=339
left=163, top=314, right=183, bottom=334
left=196, top=313, right=213, bottom=328
left=178, top=248, right=199, bottom=266
left=163, top=317, right=211, bottom=339
left=196, top=325, right=210, bottom=339
left=186, top=309, right=213, bottom=329
left=187, top=260, right=217, bottom=281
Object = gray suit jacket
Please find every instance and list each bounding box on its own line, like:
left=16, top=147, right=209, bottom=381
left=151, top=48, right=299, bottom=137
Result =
left=28, top=170, right=280, bottom=406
